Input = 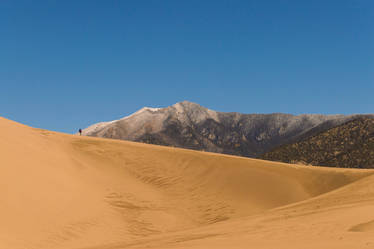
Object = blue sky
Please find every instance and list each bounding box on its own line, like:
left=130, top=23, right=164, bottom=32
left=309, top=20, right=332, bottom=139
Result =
left=1, top=0, right=373, bottom=133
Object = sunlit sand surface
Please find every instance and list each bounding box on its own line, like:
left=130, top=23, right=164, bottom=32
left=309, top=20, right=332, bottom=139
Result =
left=1, top=117, right=374, bottom=249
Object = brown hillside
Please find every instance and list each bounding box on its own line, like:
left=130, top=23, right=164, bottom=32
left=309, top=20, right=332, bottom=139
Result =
left=262, top=117, right=374, bottom=168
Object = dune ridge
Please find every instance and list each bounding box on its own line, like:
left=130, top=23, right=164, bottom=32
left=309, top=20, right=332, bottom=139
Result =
left=1, top=117, right=374, bottom=249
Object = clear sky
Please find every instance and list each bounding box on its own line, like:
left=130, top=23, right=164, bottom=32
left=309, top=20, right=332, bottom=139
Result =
left=1, top=0, right=373, bottom=133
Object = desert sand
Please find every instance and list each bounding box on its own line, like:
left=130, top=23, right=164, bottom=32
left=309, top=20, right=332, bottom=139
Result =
left=1, top=116, right=374, bottom=249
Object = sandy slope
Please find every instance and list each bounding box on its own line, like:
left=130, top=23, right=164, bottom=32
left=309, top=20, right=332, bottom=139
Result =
left=1, top=117, right=374, bottom=249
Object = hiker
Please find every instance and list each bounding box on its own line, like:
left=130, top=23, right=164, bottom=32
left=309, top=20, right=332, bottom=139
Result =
left=79, top=129, right=82, bottom=136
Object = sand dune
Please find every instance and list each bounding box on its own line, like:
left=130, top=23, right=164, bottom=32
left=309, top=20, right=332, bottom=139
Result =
left=1, top=117, right=374, bottom=249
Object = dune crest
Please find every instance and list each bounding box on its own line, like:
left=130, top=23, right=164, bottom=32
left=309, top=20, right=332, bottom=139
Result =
left=1, top=117, right=374, bottom=249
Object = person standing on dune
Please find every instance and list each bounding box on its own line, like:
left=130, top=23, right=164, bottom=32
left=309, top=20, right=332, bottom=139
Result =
left=79, top=129, right=82, bottom=136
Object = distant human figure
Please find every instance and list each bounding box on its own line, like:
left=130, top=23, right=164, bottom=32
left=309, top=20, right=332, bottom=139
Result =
left=79, top=129, right=82, bottom=136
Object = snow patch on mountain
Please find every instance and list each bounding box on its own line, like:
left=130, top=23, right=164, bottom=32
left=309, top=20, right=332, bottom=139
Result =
left=122, top=107, right=162, bottom=120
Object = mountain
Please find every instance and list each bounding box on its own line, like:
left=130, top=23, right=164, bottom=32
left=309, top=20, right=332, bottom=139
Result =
left=83, top=101, right=360, bottom=157
left=261, top=117, right=374, bottom=168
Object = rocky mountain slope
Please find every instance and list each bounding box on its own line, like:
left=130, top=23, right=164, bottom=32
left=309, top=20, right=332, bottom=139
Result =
left=261, top=117, right=374, bottom=168
left=83, top=101, right=361, bottom=157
